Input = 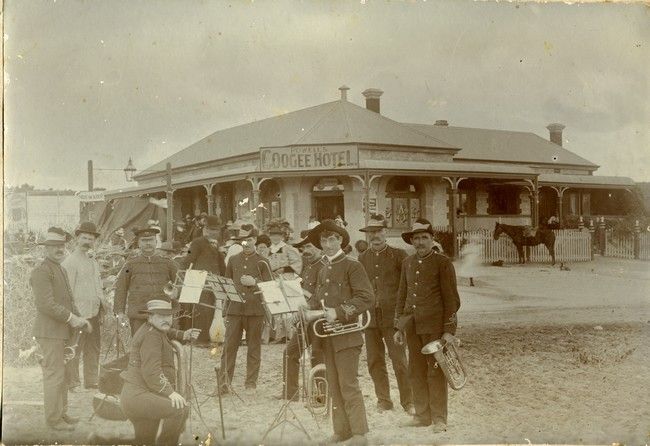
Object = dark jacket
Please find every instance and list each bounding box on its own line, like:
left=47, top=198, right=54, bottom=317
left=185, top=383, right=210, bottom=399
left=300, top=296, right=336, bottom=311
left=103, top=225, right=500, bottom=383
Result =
left=395, top=250, right=460, bottom=336
left=30, top=258, right=79, bottom=340
left=224, top=252, right=273, bottom=316
left=300, top=257, right=325, bottom=309
left=120, top=323, right=185, bottom=396
left=114, top=254, right=178, bottom=319
left=358, top=245, right=407, bottom=327
left=313, top=252, right=375, bottom=352
left=182, top=236, right=226, bottom=275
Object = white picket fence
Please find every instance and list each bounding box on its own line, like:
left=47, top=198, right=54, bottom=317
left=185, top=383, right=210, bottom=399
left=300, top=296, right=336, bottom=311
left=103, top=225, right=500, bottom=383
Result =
left=640, top=233, right=650, bottom=260
left=457, top=229, right=592, bottom=264
left=604, top=231, right=650, bottom=260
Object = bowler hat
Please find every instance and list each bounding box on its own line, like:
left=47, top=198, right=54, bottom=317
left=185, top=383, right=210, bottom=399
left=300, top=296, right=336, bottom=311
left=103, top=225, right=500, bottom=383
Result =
left=233, top=223, right=258, bottom=240
left=205, top=215, right=221, bottom=230
left=133, top=226, right=160, bottom=237
left=401, top=218, right=435, bottom=245
left=75, top=221, right=100, bottom=237
left=139, top=299, right=173, bottom=315
left=38, top=227, right=72, bottom=246
left=308, top=220, right=350, bottom=250
left=359, top=215, right=387, bottom=232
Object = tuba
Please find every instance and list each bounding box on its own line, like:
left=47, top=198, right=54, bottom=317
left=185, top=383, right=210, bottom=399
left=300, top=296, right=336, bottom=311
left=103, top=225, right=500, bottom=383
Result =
left=421, top=337, right=467, bottom=390
left=296, top=307, right=329, bottom=416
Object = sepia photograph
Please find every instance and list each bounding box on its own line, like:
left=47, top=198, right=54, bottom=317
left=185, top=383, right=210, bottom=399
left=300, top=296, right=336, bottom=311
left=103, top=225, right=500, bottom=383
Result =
left=2, top=1, right=649, bottom=445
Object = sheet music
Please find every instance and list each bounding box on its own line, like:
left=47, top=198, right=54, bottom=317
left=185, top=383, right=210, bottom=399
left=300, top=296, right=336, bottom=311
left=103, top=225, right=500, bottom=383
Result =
left=178, top=270, right=208, bottom=304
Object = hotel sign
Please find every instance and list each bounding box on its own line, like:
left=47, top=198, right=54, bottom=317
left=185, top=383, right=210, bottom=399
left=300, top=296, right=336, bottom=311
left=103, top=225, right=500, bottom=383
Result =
left=260, top=145, right=359, bottom=171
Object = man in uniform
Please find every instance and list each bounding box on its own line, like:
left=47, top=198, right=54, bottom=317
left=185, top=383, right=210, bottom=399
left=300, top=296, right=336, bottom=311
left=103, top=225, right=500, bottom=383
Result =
left=217, top=224, right=273, bottom=393
left=276, top=229, right=325, bottom=401
left=358, top=215, right=413, bottom=413
left=120, top=299, right=200, bottom=445
left=114, top=227, right=179, bottom=335
left=62, top=221, right=105, bottom=391
left=394, top=218, right=461, bottom=434
left=181, top=215, right=226, bottom=346
left=306, top=220, right=374, bottom=445
left=30, top=227, right=91, bottom=431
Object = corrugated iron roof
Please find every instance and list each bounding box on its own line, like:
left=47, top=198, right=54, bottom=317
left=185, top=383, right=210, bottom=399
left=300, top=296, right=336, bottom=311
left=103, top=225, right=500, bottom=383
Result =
left=538, top=173, right=634, bottom=187
left=142, top=100, right=455, bottom=175
left=406, top=123, right=598, bottom=168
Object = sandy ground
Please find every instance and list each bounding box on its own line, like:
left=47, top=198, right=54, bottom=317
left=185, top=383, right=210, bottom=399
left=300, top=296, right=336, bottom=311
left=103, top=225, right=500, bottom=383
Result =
left=2, top=256, right=649, bottom=445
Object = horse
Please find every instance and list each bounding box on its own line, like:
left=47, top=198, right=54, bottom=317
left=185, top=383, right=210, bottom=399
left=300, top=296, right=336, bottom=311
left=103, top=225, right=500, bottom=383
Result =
left=493, top=222, right=556, bottom=265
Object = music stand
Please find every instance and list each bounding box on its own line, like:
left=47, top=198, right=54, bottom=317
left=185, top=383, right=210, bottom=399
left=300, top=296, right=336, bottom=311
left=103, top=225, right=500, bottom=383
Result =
left=257, top=276, right=313, bottom=442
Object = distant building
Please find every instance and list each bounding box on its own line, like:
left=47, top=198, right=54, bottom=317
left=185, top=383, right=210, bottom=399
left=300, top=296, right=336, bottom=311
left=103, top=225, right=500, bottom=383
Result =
left=5, top=190, right=80, bottom=234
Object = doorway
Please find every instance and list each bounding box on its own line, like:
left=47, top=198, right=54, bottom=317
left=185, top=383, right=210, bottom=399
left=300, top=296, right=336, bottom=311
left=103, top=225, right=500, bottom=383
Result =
left=313, top=194, right=345, bottom=221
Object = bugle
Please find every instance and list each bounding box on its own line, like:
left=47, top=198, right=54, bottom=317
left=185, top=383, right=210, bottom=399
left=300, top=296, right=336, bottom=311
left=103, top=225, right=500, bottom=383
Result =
left=421, top=336, right=467, bottom=390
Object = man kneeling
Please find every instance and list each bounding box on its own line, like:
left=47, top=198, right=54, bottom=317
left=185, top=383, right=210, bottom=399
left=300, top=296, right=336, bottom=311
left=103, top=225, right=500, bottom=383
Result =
left=120, top=299, right=200, bottom=445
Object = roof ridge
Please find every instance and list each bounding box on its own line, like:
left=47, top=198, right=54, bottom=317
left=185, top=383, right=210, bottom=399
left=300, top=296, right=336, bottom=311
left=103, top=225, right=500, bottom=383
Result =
left=294, top=101, right=340, bottom=145
left=406, top=122, right=537, bottom=135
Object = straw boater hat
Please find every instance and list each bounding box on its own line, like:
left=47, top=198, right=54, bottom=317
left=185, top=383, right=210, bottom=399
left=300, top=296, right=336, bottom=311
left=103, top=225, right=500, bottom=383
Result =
left=401, top=218, right=435, bottom=245
left=359, top=214, right=388, bottom=232
left=308, top=219, right=350, bottom=250
left=233, top=223, right=259, bottom=240
left=38, top=227, right=72, bottom=246
left=139, top=299, right=173, bottom=315
left=75, top=221, right=100, bottom=237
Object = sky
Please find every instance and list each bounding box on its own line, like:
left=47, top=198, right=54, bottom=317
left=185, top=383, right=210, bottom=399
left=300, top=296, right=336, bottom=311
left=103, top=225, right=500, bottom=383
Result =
left=4, top=0, right=649, bottom=191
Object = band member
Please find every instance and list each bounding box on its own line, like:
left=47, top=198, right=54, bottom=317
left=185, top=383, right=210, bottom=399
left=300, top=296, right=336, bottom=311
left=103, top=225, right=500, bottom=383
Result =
left=180, top=215, right=226, bottom=346
left=62, top=222, right=105, bottom=391
left=218, top=224, right=273, bottom=393
left=307, top=220, right=374, bottom=445
left=114, top=227, right=179, bottom=335
left=394, top=219, right=461, bottom=433
left=30, top=227, right=91, bottom=431
left=276, top=230, right=325, bottom=401
left=358, top=215, right=414, bottom=413
left=120, top=299, right=200, bottom=445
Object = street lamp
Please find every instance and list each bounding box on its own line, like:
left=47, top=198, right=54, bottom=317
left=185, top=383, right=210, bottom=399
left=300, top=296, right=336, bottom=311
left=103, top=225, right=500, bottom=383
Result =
left=123, top=158, right=136, bottom=182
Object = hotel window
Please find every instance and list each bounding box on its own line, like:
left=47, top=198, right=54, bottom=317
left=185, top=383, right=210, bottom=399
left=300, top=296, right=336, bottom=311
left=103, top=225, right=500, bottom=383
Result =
left=260, top=179, right=281, bottom=226
left=385, top=177, right=421, bottom=229
left=487, top=185, right=519, bottom=215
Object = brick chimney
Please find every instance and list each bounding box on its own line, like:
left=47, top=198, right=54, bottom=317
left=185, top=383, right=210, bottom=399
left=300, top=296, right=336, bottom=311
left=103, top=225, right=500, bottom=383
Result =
left=339, top=85, right=350, bottom=101
left=546, top=123, right=565, bottom=146
left=362, top=88, right=383, bottom=113
left=434, top=120, right=449, bottom=127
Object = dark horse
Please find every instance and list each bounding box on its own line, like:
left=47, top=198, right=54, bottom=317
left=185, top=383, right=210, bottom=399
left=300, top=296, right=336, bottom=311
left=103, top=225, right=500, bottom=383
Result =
left=493, top=223, right=556, bottom=265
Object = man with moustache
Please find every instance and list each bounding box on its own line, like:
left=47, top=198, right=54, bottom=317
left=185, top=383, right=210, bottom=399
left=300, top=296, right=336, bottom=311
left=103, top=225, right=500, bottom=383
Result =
left=358, top=215, right=414, bottom=413
left=305, top=220, right=374, bottom=446
left=62, top=222, right=105, bottom=391
left=120, top=299, right=200, bottom=445
left=217, top=224, right=273, bottom=394
left=114, top=227, right=179, bottom=335
left=394, top=218, right=461, bottom=434
left=180, top=215, right=226, bottom=346
left=275, top=229, right=325, bottom=401
left=30, top=227, right=92, bottom=431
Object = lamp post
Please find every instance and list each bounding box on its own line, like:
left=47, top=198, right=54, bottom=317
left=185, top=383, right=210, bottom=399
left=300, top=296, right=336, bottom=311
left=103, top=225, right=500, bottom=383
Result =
left=86, top=158, right=138, bottom=191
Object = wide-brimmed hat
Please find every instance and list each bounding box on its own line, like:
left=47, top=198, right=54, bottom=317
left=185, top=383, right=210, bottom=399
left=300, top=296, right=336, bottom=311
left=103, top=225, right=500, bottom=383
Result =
left=255, top=234, right=272, bottom=247
left=139, top=299, right=173, bottom=315
left=359, top=215, right=388, bottom=232
left=292, top=230, right=312, bottom=248
left=133, top=226, right=160, bottom=238
left=38, top=227, right=72, bottom=246
left=205, top=215, right=221, bottom=230
left=75, top=221, right=100, bottom=237
left=233, top=223, right=259, bottom=240
left=308, top=219, right=350, bottom=250
left=401, top=218, right=435, bottom=245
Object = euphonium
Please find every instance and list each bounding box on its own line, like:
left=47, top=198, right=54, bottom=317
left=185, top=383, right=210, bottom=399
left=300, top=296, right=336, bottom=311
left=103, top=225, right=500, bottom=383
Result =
left=311, top=310, right=371, bottom=338
left=306, top=363, right=329, bottom=416
left=421, top=337, right=467, bottom=390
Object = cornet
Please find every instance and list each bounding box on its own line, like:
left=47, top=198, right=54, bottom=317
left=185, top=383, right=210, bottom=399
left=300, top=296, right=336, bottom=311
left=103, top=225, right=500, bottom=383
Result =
left=63, top=329, right=84, bottom=364
left=421, top=336, right=467, bottom=390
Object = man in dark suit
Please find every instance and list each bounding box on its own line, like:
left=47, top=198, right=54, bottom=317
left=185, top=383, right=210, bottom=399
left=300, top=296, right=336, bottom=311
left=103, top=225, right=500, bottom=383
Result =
left=30, top=227, right=92, bottom=431
left=305, top=220, right=374, bottom=446
left=394, top=218, right=461, bottom=434
left=181, top=215, right=226, bottom=346
left=358, top=215, right=413, bottom=413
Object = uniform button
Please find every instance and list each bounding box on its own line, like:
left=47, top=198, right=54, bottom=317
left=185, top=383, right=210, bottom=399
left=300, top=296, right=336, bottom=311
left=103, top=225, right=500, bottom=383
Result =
left=418, top=260, right=422, bottom=264
left=375, top=276, right=379, bottom=280
left=416, top=270, right=420, bottom=274
left=325, top=292, right=329, bottom=296
left=412, top=293, right=417, bottom=297
left=328, top=266, right=332, bottom=270
left=326, top=279, right=330, bottom=283
left=244, top=266, right=247, bottom=269
left=414, top=282, right=418, bottom=286
left=375, top=264, right=379, bottom=268
left=412, top=305, right=416, bottom=309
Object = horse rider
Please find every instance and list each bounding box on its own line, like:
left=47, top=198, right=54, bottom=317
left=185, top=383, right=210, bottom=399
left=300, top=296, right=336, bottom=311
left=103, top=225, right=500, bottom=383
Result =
left=358, top=215, right=414, bottom=413
left=120, top=299, right=200, bottom=445
left=394, top=218, right=461, bottom=434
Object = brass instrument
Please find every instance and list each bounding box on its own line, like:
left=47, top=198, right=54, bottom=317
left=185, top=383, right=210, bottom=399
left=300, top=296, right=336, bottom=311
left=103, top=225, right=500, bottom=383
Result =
left=421, top=337, right=467, bottom=390
left=306, top=301, right=371, bottom=338
left=64, top=329, right=84, bottom=364
left=171, top=340, right=190, bottom=398
left=296, top=307, right=329, bottom=417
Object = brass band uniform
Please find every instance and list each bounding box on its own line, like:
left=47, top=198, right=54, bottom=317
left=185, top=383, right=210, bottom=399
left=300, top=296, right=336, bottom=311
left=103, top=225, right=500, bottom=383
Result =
left=395, top=219, right=461, bottom=433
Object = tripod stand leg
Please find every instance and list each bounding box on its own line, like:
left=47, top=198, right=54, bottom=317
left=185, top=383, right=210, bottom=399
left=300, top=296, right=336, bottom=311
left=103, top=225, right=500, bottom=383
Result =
left=214, top=367, right=226, bottom=440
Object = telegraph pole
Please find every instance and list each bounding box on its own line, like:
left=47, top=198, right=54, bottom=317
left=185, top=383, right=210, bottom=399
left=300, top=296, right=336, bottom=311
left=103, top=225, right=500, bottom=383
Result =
left=87, top=160, right=94, bottom=191
left=166, top=162, right=173, bottom=242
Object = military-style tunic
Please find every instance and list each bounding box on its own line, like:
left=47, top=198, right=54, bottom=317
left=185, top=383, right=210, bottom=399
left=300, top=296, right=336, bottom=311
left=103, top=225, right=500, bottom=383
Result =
left=358, top=245, right=407, bottom=327
left=223, top=251, right=272, bottom=316
left=395, top=251, right=460, bottom=335
left=300, top=257, right=325, bottom=309
left=114, top=254, right=178, bottom=319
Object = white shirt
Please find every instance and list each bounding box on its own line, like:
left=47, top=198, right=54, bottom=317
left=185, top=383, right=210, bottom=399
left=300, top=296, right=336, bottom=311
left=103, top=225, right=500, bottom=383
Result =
left=325, top=249, right=345, bottom=263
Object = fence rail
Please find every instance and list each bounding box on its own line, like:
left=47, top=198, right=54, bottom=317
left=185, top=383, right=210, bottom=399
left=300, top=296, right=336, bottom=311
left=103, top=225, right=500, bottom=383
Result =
left=604, top=230, right=650, bottom=260
left=457, top=229, right=592, bottom=264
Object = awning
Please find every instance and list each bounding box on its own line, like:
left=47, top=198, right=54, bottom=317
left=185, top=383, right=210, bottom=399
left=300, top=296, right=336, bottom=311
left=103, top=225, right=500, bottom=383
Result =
left=538, top=173, right=635, bottom=189
left=362, top=159, right=537, bottom=178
